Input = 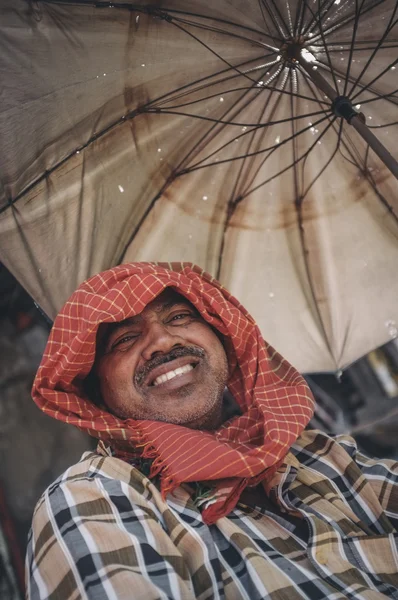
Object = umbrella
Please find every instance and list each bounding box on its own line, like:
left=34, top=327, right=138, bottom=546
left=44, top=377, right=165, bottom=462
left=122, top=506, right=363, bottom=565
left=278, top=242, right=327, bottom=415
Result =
left=0, top=0, right=397, bottom=373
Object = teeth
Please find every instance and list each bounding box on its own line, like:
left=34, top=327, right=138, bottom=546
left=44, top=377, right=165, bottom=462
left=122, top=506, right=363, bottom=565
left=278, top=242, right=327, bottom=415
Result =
left=153, top=363, right=194, bottom=386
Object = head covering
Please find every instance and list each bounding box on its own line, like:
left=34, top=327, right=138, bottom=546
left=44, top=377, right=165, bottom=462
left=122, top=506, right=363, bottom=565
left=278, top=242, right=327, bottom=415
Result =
left=33, top=262, right=314, bottom=523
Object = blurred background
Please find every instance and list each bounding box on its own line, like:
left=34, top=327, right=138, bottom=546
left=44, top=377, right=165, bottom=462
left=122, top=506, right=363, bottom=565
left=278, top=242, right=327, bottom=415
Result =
left=1, top=261, right=398, bottom=599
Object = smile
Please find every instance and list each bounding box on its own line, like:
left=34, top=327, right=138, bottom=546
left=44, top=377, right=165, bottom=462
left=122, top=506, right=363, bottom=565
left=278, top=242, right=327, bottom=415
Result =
left=152, top=363, right=195, bottom=386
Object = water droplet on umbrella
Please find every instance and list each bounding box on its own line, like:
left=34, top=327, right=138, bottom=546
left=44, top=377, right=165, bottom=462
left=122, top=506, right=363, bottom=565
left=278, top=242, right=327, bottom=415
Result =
left=157, top=148, right=162, bottom=152
left=118, top=185, right=124, bottom=193
left=385, top=320, right=397, bottom=338
left=103, top=73, right=106, bottom=76
left=268, top=292, right=275, bottom=298
left=188, top=234, right=192, bottom=239
left=141, top=64, right=145, bottom=67
left=202, top=196, right=208, bottom=201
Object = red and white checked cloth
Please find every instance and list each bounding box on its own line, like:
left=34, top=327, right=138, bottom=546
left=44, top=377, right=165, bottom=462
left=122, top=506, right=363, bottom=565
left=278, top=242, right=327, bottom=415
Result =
left=32, top=262, right=314, bottom=523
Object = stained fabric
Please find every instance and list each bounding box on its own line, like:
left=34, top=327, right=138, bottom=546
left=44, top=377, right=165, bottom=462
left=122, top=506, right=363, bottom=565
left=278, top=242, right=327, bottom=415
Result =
left=32, top=262, right=314, bottom=524
left=26, top=430, right=398, bottom=599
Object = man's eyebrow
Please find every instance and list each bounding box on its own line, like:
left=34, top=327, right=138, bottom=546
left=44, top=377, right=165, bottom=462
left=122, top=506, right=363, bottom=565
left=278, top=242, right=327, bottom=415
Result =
left=99, top=298, right=196, bottom=350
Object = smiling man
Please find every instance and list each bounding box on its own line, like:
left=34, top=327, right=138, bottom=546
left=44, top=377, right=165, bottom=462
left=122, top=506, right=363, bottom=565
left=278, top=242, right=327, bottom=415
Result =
left=27, top=263, right=398, bottom=600
left=95, top=288, right=229, bottom=429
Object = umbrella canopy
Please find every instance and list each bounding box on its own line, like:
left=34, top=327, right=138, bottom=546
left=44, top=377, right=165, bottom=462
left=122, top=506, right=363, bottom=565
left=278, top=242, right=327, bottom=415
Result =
left=0, top=0, right=397, bottom=373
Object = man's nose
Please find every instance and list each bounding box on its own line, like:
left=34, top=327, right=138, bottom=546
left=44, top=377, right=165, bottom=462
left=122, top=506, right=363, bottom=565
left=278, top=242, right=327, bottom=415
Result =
left=141, top=321, right=182, bottom=361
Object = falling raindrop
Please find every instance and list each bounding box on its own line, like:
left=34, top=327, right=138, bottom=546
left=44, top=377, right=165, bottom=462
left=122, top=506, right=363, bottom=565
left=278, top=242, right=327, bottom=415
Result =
left=312, top=65, right=318, bottom=70
left=141, top=63, right=146, bottom=67
left=391, top=66, right=396, bottom=70
left=136, top=15, right=140, bottom=24
left=355, top=104, right=361, bottom=109
left=275, top=135, right=281, bottom=144
left=157, top=148, right=162, bottom=152
left=118, top=185, right=124, bottom=193
left=76, top=150, right=80, bottom=154
left=202, top=196, right=208, bottom=201
left=188, top=234, right=193, bottom=240
left=268, top=292, right=275, bottom=298
left=219, top=97, right=224, bottom=102
left=103, top=73, right=106, bottom=76
left=241, top=126, right=247, bottom=132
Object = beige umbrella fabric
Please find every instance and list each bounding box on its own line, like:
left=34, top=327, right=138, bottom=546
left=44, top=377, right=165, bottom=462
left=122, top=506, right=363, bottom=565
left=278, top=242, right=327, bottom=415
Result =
left=0, top=0, right=397, bottom=373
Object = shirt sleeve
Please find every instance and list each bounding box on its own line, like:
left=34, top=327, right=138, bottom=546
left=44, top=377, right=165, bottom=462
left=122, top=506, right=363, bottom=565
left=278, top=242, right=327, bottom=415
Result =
left=26, top=473, right=195, bottom=600
left=335, top=434, right=398, bottom=528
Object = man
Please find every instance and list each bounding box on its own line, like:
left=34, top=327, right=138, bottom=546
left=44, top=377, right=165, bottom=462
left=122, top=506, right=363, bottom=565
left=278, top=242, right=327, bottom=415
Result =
left=27, top=262, right=398, bottom=599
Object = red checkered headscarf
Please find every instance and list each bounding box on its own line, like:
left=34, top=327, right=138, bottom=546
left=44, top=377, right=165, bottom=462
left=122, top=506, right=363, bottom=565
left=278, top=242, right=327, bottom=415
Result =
left=33, top=262, right=314, bottom=524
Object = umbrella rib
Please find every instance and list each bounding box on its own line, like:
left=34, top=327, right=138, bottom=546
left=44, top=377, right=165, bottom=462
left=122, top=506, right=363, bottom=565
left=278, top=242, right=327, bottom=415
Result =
left=259, top=0, right=289, bottom=40
left=301, top=0, right=335, bottom=38
left=351, top=57, right=398, bottom=102
left=257, top=0, right=283, bottom=48
left=147, top=54, right=275, bottom=109
left=119, top=66, right=288, bottom=267
left=215, top=69, right=286, bottom=279
left=228, top=115, right=332, bottom=199
left=306, top=0, right=340, bottom=93
left=42, top=0, right=285, bottom=44
left=153, top=85, right=329, bottom=110
left=342, top=0, right=365, bottom=98
left=304, top=0, right=388, bottom=43
left=149, top=54, right=279, bottom=109
left=165, top=15, right=277, bottom=51
left=347, top=4, right=398, bottom=99
left=238, top=69, right=291, bottom=197
left=186, top=113, right=331, bottom=172
left=293, top=0, right=307, bottom=37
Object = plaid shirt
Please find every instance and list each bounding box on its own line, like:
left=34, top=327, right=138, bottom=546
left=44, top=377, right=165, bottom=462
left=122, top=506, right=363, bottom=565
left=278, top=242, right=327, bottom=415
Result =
left=26, top=430, right=398, bottom=600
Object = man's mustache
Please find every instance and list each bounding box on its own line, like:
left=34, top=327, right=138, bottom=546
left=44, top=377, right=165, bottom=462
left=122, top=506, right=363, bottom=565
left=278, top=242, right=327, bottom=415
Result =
left=135, top=346, right=205, bottom=386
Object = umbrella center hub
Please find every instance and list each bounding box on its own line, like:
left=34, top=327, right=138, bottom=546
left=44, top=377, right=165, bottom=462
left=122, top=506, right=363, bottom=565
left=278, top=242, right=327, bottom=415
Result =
left=280, top=38, right=305, bottom=64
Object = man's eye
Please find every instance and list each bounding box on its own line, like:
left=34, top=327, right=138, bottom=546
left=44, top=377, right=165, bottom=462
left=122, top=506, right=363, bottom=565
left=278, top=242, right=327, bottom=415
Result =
left=170, top=312, right=193, bottom=322
left=111, top=334, right=139, bottom=349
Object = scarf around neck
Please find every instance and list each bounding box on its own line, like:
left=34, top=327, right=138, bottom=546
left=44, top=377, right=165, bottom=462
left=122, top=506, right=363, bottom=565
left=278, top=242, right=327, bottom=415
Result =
left=32, top=262, right=314, bottom=523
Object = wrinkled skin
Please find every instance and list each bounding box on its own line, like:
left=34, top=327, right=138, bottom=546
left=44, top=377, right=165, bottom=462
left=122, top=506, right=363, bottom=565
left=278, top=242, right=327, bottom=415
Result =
left=95, top=289, right=229, bottom=430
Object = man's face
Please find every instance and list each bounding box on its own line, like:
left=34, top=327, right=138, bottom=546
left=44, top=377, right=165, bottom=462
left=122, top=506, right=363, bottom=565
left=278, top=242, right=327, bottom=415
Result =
left=95, top=289, right=229, bottom=430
